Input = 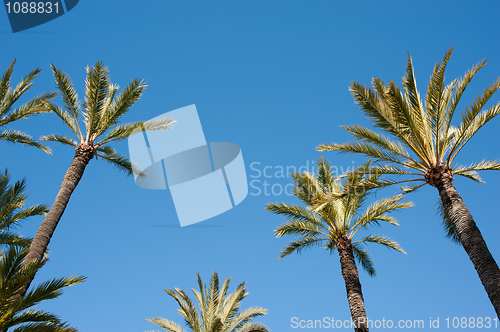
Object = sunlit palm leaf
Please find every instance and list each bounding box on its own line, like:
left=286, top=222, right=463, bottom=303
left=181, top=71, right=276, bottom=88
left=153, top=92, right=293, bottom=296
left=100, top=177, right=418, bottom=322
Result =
left=82, top=62, right=109, bottom=139
left=95, top=78, right=147, bottom=138
left=355, top=235, right=406, bottom=254
left=97, top=118, right=174, bottom=146
left=449, top=102, right=500, bottom=164
left=0, top=130, right=51, bottom=153
left=40, top=134, right=78, bottom=148
left=279, top=236, right=325, bottom=258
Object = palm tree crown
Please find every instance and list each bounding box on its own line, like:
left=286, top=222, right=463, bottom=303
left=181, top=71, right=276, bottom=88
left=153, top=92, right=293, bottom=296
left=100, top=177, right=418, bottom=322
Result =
left=317, top=47, right=500, bottom=192
left=0, top=60, right=55, bottom=153
left=267, top=158, right=411, bottom=276
left=41, top=62, right=174, bottom=175
left=146, top=271, right=269, bottom=332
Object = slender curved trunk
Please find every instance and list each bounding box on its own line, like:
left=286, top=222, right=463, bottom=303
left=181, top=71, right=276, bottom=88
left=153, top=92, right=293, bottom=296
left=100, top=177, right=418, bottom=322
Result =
left=337, top=238, right=369, bottom=332
left=436, top=174, right=500, bottom=318
left=22, top=144, right=93, bottom=279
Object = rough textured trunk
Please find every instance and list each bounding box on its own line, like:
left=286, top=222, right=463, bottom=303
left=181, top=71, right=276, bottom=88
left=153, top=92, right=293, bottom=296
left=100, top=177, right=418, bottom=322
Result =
left=436, top=173, right=500, bottom=318
left=23, top=144, right=93, bottom=267
left=337, top=238, right=369, bottom=332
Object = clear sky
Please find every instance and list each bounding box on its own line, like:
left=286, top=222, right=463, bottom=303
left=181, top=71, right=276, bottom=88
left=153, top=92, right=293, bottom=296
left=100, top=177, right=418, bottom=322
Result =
left=2, top=1, right=500, bottom=331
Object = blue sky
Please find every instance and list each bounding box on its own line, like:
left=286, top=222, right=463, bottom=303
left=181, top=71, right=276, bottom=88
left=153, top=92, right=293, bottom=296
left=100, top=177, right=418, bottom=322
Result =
left=2, top=1, right=500, bottom=331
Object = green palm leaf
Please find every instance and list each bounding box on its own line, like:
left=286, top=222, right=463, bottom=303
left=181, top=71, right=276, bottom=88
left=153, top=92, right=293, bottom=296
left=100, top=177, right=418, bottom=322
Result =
left=352, top=243, right=375, bottom=276
left=0, top=60, right=54, bottom=152
left=354, top=235, right=406, bottom=254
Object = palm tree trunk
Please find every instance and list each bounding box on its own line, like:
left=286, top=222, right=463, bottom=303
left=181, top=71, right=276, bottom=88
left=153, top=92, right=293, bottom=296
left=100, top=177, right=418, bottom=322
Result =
left=436, top=174, right=500, bottom=318
left=23, top=144, right=94, bottom=276
left=337, top=238, right=369, bottom=332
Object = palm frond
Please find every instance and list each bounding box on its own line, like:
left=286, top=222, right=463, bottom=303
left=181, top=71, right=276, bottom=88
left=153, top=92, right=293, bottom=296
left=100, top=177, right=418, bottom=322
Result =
left=97, top=118, right=174, bottom=146
left=0, top=130, right=51, bottom=153
left=82, top=62, right=110, bottom=140
left=436, top=199, right=460, bottom=244
left=0, top=65, right=41, bottom=117
left=425, top=47, right=453, bottom=161
left=1, top=203, right=48, bottom=230
left=0, top=92, right=55, bottom=127
left=400, top=182, right=427, bottom=194
left=95, top=146, right=142, bottom=177
left=351, top=195, right=413, bottom=233
left=224, top=307, right=268, bottom=332
left=274, top=219, right=326, bottom=239
left=266, top=202, right=322, bottom=225
left=355, top=235, right=406, bottom=254
left=20, top=275, right=86, bottom=311
left=50, top=64, right=83, bottom=141
left=401, top=53, right=435, bottom=165
left=145, top=317, right=186, bottom=332
left=0, top=232, right=31, bottom=248
left=94, top=78, right=147, bottom=138
left=341, top=124, right=413, bottom=161
left=278, top=236, right=325, bottom=258
left=238, top=322, right=271, bottom=332
left=352, top=243, right=375, bottom=276
left=349, top=81, right=399, bottom=137
left=451, top=159, right=500, bottom=183
left=0, top=60, right=16, bottom=109
left=317, top=140, right=404, bottom=165
left=449, top=101, right=500, bottom=164
left=442, top=58, right=488, bottom=142
left=40, top=134, right=78, bottom=148
left=7, top=321, right=78, bottom=332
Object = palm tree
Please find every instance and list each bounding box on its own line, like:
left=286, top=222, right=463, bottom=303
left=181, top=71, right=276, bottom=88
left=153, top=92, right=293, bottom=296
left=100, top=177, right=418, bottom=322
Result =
left=146, top=271, right=270, bottom=332
left=22, top=62, right=174, bottom=278
left=0, top=170, right=48, bottom=249
left=0, top=246, right=85, bottom=332
left=266, top=158, right=412, bottom=332
left=317, top=47, right=500, bottom=316
left=0, top=59, right=55, bottom=152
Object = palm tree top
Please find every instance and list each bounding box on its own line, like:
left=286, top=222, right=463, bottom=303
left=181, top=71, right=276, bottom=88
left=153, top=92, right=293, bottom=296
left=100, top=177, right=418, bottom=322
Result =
left=267, top=157, right=412, bottom=276
left=41, top=61, right=175, bottom=176
left=0, top=59, right=56, bottom=153
left=317, top=47, right=500, bottom=192
left=146, top=271, right=270, bottom=332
